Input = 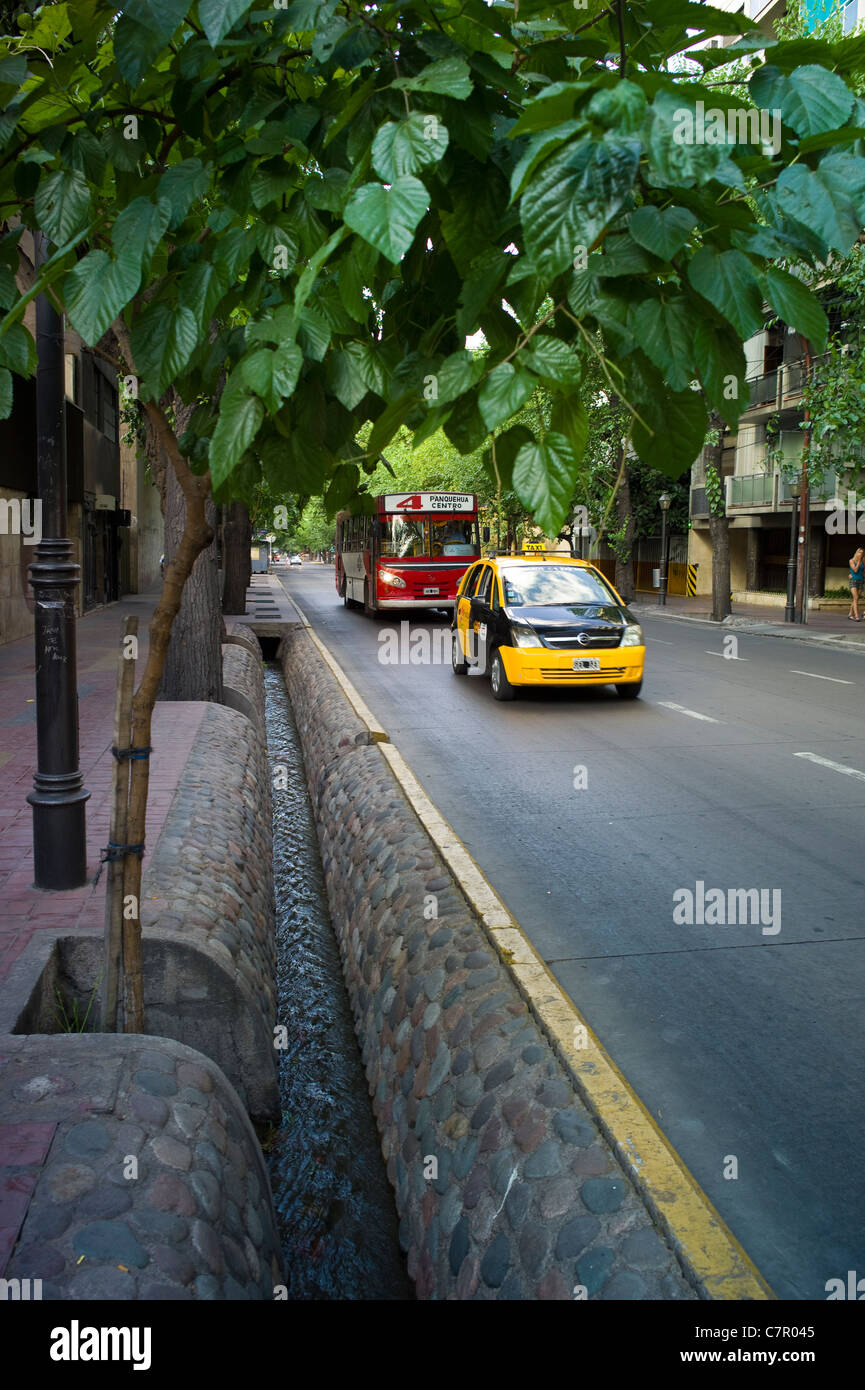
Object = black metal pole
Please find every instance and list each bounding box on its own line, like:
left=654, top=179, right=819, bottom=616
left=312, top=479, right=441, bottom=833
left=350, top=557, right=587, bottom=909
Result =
left=26, top=237, right=89, bottom=888
left=658, top=510, right=669, bottom=606
left=784, top=495, right=798, bottom=623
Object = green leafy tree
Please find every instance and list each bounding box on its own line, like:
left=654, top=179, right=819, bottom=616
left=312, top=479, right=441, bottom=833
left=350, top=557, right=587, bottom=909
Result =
left=4, top=0, right=865, bottom=1018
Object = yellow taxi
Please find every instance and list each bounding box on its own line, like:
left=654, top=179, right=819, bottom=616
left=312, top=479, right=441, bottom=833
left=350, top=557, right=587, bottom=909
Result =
left=451, top=551, right=645, bottom=701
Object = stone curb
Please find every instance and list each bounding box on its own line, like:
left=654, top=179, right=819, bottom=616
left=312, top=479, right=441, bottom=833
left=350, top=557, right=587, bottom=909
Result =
left=280, top=627, right=699, bottom=1301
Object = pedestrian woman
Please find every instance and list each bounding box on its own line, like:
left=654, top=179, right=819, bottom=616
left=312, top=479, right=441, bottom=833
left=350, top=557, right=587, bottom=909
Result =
left=849, top=547, right=865, bottom=620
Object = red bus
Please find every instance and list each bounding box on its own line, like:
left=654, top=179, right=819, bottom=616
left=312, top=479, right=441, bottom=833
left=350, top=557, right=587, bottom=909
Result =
left=336, top=492, right=480, bottom=613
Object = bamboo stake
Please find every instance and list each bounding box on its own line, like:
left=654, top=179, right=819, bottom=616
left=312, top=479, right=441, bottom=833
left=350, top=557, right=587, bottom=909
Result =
left=101, top=615, right=138, bottom=1032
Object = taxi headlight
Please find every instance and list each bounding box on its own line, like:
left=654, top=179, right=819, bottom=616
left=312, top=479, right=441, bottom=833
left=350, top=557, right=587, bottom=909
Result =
left=511, top=622, right=542, bottom=649
left=379, top=569, right=406, bottom=589
left=620, top=623, right=643, bottom=647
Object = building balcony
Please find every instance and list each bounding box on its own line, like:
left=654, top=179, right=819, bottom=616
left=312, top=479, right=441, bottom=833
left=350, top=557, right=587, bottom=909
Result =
left=728, top=472, right=776, bottom=508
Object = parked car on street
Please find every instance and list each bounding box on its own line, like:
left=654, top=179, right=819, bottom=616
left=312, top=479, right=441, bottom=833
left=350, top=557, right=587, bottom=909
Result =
left=451, top=552, right=645, bottom=701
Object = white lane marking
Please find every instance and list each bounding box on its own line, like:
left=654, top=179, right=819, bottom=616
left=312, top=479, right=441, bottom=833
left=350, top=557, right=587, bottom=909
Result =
left=657, top=701, right=723, bottom=723
left=789, top=669, right=853, bottom=685
left=704, top=651, right=748, bottom=661
left=794, top=751, right=865, bottom=782
left=647, top=637, right=674, bottom=645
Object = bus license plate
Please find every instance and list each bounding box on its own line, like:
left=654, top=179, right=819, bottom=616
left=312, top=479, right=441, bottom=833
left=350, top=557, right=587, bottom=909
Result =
left=424, top=586, right=440, bottom=595
left=573, top=658, right=600, bottom=672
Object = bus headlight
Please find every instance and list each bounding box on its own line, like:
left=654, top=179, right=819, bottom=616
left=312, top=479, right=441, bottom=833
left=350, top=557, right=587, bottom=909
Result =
left=379, top=569, right=407, bottom=589
left=620, top=624, right=643, bottom=647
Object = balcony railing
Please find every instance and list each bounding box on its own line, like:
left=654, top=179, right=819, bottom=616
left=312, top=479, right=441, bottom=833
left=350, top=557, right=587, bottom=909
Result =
left=778, top=471, right=838, bottom=504
left=728, top=473, right=775, bottom=507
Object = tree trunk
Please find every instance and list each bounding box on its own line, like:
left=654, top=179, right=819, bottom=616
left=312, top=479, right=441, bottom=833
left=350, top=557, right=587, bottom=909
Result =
left=222, top=501, right=251, bottom=614
left=613, top=452, right=636, bottom=602
left=156, top=396, right=223, bottom=703
left=706, top=412, right=731, bottom=622
left=708, top=511, right=731, bottom=621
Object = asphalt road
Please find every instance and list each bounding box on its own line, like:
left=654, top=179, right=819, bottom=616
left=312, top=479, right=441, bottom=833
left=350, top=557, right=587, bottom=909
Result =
left=278, top=563, right=865, bottom=1300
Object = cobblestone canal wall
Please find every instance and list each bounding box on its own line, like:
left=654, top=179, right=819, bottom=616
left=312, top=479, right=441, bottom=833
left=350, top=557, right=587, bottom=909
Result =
left=1, top=1034, right=283, bottom=1300
left=280, top=627, right=694, bottom=1301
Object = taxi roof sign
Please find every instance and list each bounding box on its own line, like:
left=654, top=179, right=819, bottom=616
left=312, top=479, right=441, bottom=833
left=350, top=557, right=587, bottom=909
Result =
left=522, top=542, right=546, bottom=552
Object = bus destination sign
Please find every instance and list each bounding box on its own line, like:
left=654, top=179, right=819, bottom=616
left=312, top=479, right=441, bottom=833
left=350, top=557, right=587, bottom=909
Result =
left=383, top=493, right=475, bottom=513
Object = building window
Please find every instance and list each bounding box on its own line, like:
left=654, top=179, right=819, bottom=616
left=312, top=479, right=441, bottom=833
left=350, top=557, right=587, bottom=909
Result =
left=95, top=371, right=118, bottom=443
left=844, top=0, right=859, bottom=33
left=64, top=353, right=78, bottom=404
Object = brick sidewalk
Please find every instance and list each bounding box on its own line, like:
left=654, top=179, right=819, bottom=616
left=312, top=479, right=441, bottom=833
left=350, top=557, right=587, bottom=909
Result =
left=0, top=594, right=206, bottom=986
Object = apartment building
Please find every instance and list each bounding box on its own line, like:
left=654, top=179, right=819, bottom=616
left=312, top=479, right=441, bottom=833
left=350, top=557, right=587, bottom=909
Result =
left=0, top=230, right=162, bottom=646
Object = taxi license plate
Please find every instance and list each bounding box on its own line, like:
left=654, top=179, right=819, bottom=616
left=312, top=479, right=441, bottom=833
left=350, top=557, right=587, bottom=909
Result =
left=424, top=586, right=439, bottom=595
left=573, top=658, right=601, bottom=672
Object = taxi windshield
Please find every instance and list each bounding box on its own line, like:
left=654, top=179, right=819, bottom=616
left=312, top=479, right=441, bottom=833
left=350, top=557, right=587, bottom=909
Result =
left=500, top=565, right=619, bottom=608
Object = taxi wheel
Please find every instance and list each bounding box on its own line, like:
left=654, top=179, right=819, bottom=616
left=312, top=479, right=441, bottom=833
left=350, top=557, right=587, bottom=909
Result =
left=615, top=681, right=642, bottom=699
left=452, top=631, right=468, bottom=675
left=490, top=648, right=516, bottom=701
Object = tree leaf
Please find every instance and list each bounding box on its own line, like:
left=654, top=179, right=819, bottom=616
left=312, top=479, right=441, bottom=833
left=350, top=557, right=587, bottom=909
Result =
left=158, top=158, right=209, bottom=225
left=34, top=168, right=91, bottom=247
left=776, top=161, right=862, bottom=254
left=752, top=63, right=854, bottom=138
left=0, top=366, right=12, bottom=420
left=113, top=14, right=167, bottom=87
left=435, top=348, right=485, bottom=404
left=523, top=335, right=582, bottom=387
left=124, top=0, right=188, bottom=41
left=478, top=362, right=535, bottom=431
left=199, top=0, right=253, bottom=47
left=344, top=177, right=429, bottom=262
left=631, top=296, right=694, bottom=392
left=692, top=320, right=747, bottom=429
left=628, top=205, right=697, bottom=261
left=521, top=134, right=640, bottom=277
left=632, top=387, right=708, bottom=479
left=210, top=383, right=265, bottom=491
left=0, top=323, right=36, bottom=377
left=112, top=196, right=171, bottom=267
left=130, top=301, right=199, bottom=398
left=764, top=266, right=828, bottom=351
left=392, top=57, right=472, bottom=100
left=330, top=341, right=384, bottom=410
left=687, top=247, right=764, bottom=339
left=512, top=432, right=578, bottom=535
left=239, top=342, right=303, bottom=413
left=63, top=247, right=142, bottom=344
left=177, top=260, right=230, bottom=327
left=372, top=113, right=449, bottom=181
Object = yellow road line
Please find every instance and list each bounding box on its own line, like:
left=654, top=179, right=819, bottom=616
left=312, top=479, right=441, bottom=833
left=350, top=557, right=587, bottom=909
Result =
left=379, top=740, right=774, bottom=1302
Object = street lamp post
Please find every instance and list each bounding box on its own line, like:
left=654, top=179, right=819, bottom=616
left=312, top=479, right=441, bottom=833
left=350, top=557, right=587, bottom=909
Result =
left=26, top=243, right=89, bottom=888
left=658, top=492, right=672, bottom=606
left=785, top=477, right=801, bottom=624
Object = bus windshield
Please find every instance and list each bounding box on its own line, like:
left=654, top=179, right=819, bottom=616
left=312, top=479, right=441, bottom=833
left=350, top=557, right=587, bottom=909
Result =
left=431, top=517, right=478, bottom=556
left=380, top=516, right=429, bottom=558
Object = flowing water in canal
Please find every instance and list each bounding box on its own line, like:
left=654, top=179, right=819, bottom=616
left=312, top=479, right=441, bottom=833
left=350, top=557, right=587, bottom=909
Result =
left=263, top=665, right=413, bottom=1300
